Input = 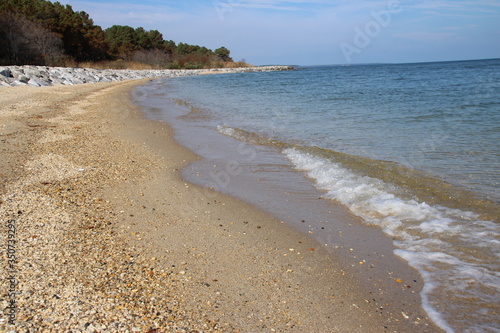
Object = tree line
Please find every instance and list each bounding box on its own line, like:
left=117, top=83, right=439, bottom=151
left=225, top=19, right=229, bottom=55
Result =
left=0, top=0, right=236, bottom=68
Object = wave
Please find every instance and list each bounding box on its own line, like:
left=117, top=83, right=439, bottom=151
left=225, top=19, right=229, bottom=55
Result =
left=216, top=125, right=289, bottom=146
left=218, top=124, right=500, bottom=332
left=284, top=147, right=499, bottom=333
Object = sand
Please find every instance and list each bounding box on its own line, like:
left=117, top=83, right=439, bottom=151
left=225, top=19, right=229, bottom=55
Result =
left=0, top=80, right=440, bottom=332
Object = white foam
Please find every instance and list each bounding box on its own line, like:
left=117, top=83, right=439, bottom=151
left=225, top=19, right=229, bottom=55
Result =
left=217, top=125, right=236, bottom=138
left=284, top=147, right=500, bottom=333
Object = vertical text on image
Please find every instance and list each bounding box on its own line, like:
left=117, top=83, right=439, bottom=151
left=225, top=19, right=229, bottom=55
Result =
left=6, top=218, right=18, bottom=325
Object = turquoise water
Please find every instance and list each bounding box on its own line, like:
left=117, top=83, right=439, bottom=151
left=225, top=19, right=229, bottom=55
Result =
left=135, top=59, right=500, bottom=332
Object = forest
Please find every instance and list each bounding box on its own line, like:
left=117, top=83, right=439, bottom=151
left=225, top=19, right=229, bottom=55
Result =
left=0, top=0, right=242, bottom=69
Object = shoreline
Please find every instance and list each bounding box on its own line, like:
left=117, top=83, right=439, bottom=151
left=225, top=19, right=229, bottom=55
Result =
left=0, top=65, right=294, bottom=87
left=136, top=82, right=441, bottom=329
left=0, top=80, right=439, bottom=331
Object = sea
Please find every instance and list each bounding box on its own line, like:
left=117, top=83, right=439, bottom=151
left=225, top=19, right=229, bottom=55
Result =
left=133, top=58, right=500, bottom=333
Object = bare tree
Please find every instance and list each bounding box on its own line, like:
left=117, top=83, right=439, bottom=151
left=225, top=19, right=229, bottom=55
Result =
left=131, top=49, right=171, bottom=69
left=31, top=23, right=64, bottom=66
left=0, top=11, right=65, bottom=66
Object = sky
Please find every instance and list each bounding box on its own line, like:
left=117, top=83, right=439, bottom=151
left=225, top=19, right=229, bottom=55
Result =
left=57, top=0, right=500, bottom=66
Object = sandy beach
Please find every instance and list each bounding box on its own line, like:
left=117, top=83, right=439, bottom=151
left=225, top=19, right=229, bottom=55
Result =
left=0, top=80, right=440, bottom=332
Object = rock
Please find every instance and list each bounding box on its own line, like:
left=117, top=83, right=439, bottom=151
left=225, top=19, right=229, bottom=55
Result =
left=9, top=67, right=24, bottom=78
left=0, top=67, right=12, bottom=77
left=0, top=65, right=294, bottom=88
left=23, top=67, right=40, bottom=77
left=10, top=80, right=28, bottom=86
left=19, top=75, right=30, bottom=83
left=0, top=75, right=11, bottom=84
left=28, top=78, right=51, bottom=87
left=49, top=78, right=63, bottom=85
left=28, top=80, right=41, bottom=87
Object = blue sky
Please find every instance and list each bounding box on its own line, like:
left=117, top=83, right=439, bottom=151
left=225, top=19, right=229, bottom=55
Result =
left=58, top=0, right=500, bottom=66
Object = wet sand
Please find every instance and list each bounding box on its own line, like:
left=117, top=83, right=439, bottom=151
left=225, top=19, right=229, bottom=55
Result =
left=0, top=80, right=440, bottom=332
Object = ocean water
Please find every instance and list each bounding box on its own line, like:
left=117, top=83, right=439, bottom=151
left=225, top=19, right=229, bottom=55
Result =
left=134, top=59, right=500, bottom=332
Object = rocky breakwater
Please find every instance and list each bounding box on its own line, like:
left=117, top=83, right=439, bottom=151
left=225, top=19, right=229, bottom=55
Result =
left=0, top=65, right=294, bottom=87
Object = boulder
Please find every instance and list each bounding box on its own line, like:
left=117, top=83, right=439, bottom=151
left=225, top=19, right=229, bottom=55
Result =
left=28, top=78, right=51, bottom=87
left=18, top=75, right=30, bottom=83
left=10, top=80, right=28, bottom=86
left=24, top=67, right=49, bottom=79
left=0, top=67, right=12, bottom=78
left=0, top=75, right=11, bottom=84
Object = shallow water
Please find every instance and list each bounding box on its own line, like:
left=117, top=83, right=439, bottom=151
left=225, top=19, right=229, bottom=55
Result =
left=133, top=59, right=500, bottom=333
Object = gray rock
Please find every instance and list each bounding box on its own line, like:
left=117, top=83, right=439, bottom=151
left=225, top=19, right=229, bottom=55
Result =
left=49, top=78, right=63, bottom=85
left=0, top=67, right=12, bottom=77
left=0, top=65, right=293, bottom=88
left=0, top=75, right=11, bottom=84
left=28, top=78, right=51, bottom=87
left=28, top=80, right=41, bottom=87
left=10, top=67, right=24, bottom=77
left=10, top=80, right=28, bottom=86
left=19, top=75, right=30, bottom=83
left=25, top=67, right=49, bottom=79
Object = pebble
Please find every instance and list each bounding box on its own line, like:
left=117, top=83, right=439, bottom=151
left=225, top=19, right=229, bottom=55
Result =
left=0, top=83, right=241, bottom=332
